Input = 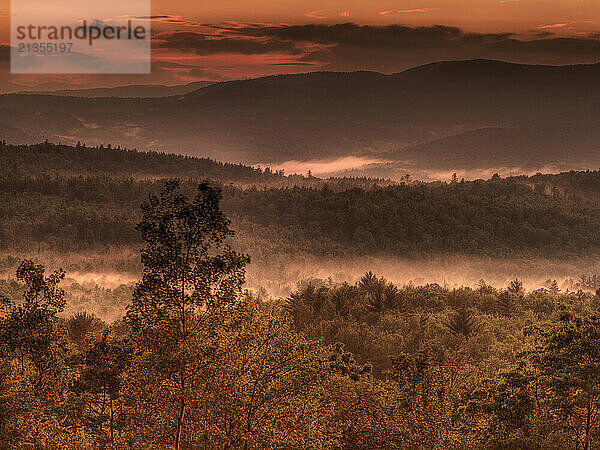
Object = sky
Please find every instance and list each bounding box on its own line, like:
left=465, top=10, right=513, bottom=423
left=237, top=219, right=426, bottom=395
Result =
left=0, top=0, right=599, bottom=90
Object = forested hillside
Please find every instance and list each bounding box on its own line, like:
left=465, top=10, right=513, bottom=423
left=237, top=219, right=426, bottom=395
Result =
left=0, top=141, right=395, bottom=188
left=0, top=141, right=278, bottom=182
left=4, top=181, right=600, bottom=448
left=4, top=142, right=600, bottom=322
left=3, top=159, right=600, bottom=258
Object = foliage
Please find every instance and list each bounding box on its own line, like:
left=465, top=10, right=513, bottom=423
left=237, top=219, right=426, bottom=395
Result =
left=3, top=179, right=600, bottom=448
left=125, top=180, right=249, bottom=448
left=5, top=143, right=600, bottom=259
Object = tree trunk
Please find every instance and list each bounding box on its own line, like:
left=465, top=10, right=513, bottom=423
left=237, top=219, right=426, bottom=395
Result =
left=585, top=400, right=592, bottom=450
left=175, top=381, right=186, bottom=450
left=110, top=398, right=114, bottom=443
left=176, top=276, right=187, bottom=450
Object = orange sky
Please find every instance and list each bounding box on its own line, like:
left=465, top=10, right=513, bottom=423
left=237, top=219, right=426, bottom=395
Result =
left=0, top=0, right=599, bottom=90
left=152, top=0, right=599, bottom=32
left=1, top=0, right=598, bottom=39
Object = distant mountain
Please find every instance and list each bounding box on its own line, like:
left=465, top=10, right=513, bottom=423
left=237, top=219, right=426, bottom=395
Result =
left=399, top=59, right=600, bottom=85
left=1, top=81, right=85, bottom=94
left=396, top=123, right=600, bottom=169
left=323, top=122, right=600, bottom=181
left=1, top=59, right=600, bottom=174
left=29, top=81, right=214, bottom=98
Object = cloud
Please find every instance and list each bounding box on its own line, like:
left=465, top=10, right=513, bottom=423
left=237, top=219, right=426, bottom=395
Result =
left=148, top=22, right=600, bottom=75
left=154, top=31, right=301, bottom=55
left=220, top=22, right=600, bottom=72
left=271, top=62, right=317, bottom=66
left=305, top=10, right=329, bottom=19
left=4, top=19, right=600, bottom=93
left=230, top=23, right=467, bottom=48
left=537, top=23, right=569, bottom=30
left=132, top=14, right=202, bottom=27
left=380, top=9, right=429, bottom=15
left=186, top=67, right=230, bottom=81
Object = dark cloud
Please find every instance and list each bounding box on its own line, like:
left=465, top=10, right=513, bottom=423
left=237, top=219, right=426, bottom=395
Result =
left=136, top=15, right=202, bottom=27
left=231, top=23, right=463, bottom=48
left=155, top=31, right=301, bottom=55
left=229, top=22, right=600, bottom=55
left=150, top=24, right=600, bottom=73
left=271, top=62, right=317, bottom=66
left=138, top=15, right=172, bottom=19
left=532, top=31, right=556, bottom=38
left=216, top=23, right=600, bottom=72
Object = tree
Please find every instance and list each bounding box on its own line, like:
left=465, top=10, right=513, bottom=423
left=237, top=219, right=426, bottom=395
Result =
left=494, top=291, right=516, bottom=317
left=466, top=365, right=542, bottom=448
left=358, top=272, right=404, bottom=313
left=0, top=261, right=86, bottom=447
left=66, top=312, right=104, bottom=351
left=366, top=282, right=404, bottom=313
left=73, top=330, right=130, bottom=445
left=388, top=351, right=468, bottom=447
left=524, top=310, right=600, bottom=449
left=318, top=377, right=407, bottom=448
left=125, top=180, right=250, bottom=449
left=508, top=279, right=524, bottom=295
left=448, top=306, right=476, bottom=336
left=0, top=260, right=67, bottom=395
left=198, top=303, right=327, bottom=448
left=327, top=342, right=372, bottom=381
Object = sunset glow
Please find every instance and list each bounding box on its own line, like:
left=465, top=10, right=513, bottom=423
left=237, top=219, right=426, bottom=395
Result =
left=0, top=0, right=598, bottom=89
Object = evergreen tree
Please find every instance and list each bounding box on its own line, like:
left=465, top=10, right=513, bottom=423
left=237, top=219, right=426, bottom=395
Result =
left=448, top=306, right=476, bottom=336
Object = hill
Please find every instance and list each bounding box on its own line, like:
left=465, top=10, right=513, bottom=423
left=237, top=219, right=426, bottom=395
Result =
left=3, top=143, right=600, bottom=259
left=29, top=81, right=214, bottom=98
left=1, top=60, right=600, bottom=174
left=0, top=141, right=394, bottom=189
left=0, top=141, right=277, bottom=182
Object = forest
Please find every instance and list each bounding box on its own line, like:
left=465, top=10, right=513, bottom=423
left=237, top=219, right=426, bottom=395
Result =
left=3, top=180, right=600, bottom=448
left=5, top=142, right=600, bottom=320
left=2, top=0, right=600, bottom=444
left=4, top=142, right=600, bottom=258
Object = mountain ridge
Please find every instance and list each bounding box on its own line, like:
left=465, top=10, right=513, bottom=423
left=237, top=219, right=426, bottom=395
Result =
left=1, top=59, right=599, bottom=174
